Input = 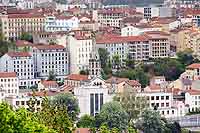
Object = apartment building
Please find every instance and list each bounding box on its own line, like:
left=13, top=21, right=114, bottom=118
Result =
left=183, top=63, right=200, bottom=80
left=139, top=91, right=179, bottom=118
left=44, top=16, right=79, bottom=32
left=96, top=34, right=150, bottom=64
left=67, top=30, right=100, bottom=75
left=0, top=11, right=45, bottom=40
left=96, top=9, right=125, bottom=27
left=185, top=90, right=200, bottom=112
left=32, top=44, right=69, bottom=81
left=146, top=31, right=170, bottom=58
left=0, top=72, right=19, bottom=97
left=0, top=52, right=40, bottom=88
left=121, top=24, right=162, bottom=36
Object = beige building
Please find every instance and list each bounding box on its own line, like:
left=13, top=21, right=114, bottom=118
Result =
left=145, top=31, right=170, bottom=58
left=0, top=12, right=45, bottom=40
left=170, top=27, right=200, bottom=54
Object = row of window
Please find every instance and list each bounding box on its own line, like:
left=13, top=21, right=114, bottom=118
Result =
left=148, top=95, right=170, bottom=100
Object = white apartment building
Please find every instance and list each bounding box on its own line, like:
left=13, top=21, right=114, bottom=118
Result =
left=32, top=44, right=69, bottom=81
left=138, top=90, right=184, bottom=118
left=136, top=7, right=175, bottom=19
left=0, top=52, right=40, bottom=88
left=44, top=16, right=79, bottom=32
left=0, top=72, right=19, bottom=98
left=121, top=25, right=162, bottom=36
left=67, top=31, right=99, bottom=74
left=185, top=90, right=200, bottom=112
left=136, top=7, right=159, bottom=19
left=74, top=77, right=112, bottom=116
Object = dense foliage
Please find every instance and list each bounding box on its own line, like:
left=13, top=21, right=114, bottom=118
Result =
left=0, top=102, right=55, bottom=133
left=0, top=33, right=15, bottom=57
left=50, top=93, right=80, bottom=121
left=114, top=88, right=148, bottom=123
left=20, top=32, right=33, bottom=42
left=96, top=101, right=129, bottom=130
left=77, top=114, right=95, bottom=128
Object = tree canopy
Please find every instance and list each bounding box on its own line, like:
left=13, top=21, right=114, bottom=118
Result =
left=20, top=32, right=33, bottom=42
left=0, top=102, right=55, bottom=133
left=50, top=93, right=80, bottom=121
left=135, top=110, right=166, bottom=133
left=77, top=114, right=95, bottom=128
left=114, top=88, right=148, bottom=123
left=97, top=101, right=129, bottom=131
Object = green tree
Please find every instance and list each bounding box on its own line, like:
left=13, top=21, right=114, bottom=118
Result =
left=128, top=126, right=137, bottom=133
left=177, top=49, right=193, bottom=66
left=77, top=114, right=95, bottom=128
left=20, top=32, right=33, bottom=42
left=98, top=101, right=129, bottom=131
left=112, top=54, right=121, bottom=69
left=124, top=55, right=135, bottom=69
left=153, top=58, right=185, bottom=81
left=50, top=93, right=80, bottom=121
left=38, top=96, right=73, bottom=132
left=79, top=69, right=89, bottom=75
left=98, top=48, right=109, bottom=68
left=0, top=102, right=55, bottom=133
left=100, top=125, right=110, bottom=133
left=116, top=68, right=149, bottom=87
left=114, top=88, right=148, bottom=123
left=0, top=34, right=16, bottom=57
left=135, top=110, right=166, bottom=133
left=47, top=70, right=56, bottom=81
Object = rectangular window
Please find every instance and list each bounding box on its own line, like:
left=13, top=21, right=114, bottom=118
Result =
left=95, top=94, right=99, bottom=112
left=166, top=96, right=169, bottom=100
left=151, top=96, right=154, bottom=100
left=156, top=96, right=159, bottom=100
left=90, top=94, right=94, bottom=116
left=100, top=93, right=103, bottom=110
left=161, top=96, right=164, bottom=100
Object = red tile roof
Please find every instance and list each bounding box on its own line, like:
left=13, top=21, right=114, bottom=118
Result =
left=8, top=13, right=44, bottom=18
left=127, top=80, right=141, bottom=87
left=74, top=128, right=91, bottom=133
left=187, top=63, right=200, bottom=69
left=187, top=89, right=200, bottom=95
left=34, top=44, right=65, bottom=50
left=16, top=40, right=33, bottom=47
left=96, top=34, right=149, bottom=44
left=98, top=9, right=124, bottom=14
left=41, top=80, right=58, bottom=88
left=7, top=52, right=31, bottom=57
left=66, top=74, right=88, bottom=81
left=0, top=72, right=17, bottom=78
